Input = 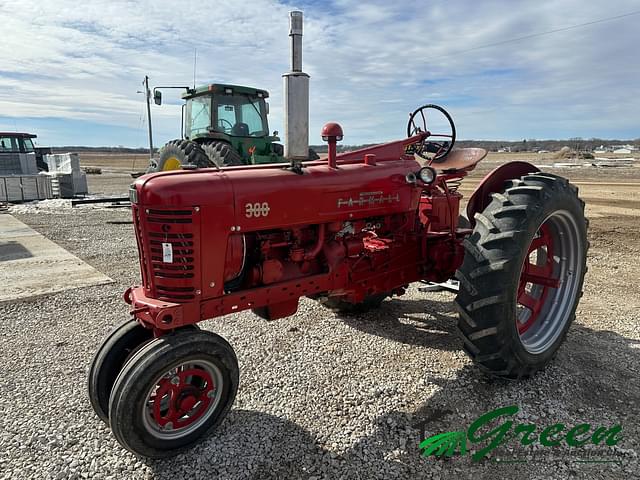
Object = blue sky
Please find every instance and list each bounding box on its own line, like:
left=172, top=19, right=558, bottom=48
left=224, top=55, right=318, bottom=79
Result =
left=0, top=0, right=638, bottom=147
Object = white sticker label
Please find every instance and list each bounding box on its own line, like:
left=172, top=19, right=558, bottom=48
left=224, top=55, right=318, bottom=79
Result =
left=162, top=243, right=173, bottom=263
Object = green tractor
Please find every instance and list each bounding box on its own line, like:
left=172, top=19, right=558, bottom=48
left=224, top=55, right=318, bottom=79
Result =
left=148, top=83, right=318, bottom=172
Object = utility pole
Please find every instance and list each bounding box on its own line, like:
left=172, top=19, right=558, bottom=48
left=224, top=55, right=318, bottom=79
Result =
left=143, top=76, right=154, bottom=162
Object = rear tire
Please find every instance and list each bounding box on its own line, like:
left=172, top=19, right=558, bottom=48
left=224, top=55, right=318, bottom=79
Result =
left=201, top=141, right=244, bottom=166
left=457, top=213, right=471, bottom=229
left=147, top=140, right=209, bottom=172
left=455, top=172, right=588, bottom=379
left=108, top=329, right=239, bottom=458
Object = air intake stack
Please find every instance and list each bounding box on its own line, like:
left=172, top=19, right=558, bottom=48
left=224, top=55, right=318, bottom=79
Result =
left=283, top=11, right=310, bottom=160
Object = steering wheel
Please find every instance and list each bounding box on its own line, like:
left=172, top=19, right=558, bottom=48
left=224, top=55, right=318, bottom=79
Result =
left=407, top=104, right=456, bottom=162
left=217, top=118, right=233, bottom=132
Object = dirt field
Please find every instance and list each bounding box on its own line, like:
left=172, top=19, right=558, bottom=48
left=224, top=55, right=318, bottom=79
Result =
left=1, top=152, right=638, bottom=479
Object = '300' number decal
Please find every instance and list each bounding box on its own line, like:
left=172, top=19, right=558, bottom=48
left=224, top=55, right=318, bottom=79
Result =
left=245, top=202, right=271, bottom=218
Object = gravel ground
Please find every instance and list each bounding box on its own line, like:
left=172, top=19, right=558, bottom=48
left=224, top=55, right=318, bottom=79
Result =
left=0, top=174, right=638, bottom=479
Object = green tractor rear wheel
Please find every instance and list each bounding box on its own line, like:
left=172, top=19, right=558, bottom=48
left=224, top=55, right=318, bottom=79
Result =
left=201, top=141, right=244, bottom=167
left=148, top=140, right=210, bottom=173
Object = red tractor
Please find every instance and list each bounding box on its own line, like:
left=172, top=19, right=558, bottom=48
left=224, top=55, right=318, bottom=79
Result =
left=88, top=105, right=588, bottom=457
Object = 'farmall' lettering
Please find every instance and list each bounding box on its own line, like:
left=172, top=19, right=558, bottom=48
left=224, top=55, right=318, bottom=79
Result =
left=337, top=192, right=400, bottom=208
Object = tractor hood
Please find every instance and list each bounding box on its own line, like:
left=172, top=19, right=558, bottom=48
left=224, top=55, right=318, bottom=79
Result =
left=131, top=158, right=422, bottom=230
left=132, top=169, right=233, bottom=210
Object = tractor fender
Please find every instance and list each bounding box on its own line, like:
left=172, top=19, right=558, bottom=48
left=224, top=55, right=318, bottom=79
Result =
left=466, top=161, right=539, bottom=227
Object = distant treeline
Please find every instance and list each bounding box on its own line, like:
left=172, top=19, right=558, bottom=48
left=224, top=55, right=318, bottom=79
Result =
left=310, top=138, right=640, bottom=153
left=454, top=138, right=640, bottom=152
left=51, top=146, right=149, bottom=154
left=52, top=138, right=640, bottom=155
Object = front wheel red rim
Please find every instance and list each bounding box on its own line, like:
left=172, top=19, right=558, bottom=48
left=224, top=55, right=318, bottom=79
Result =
left=141, top=360, right=224, bottom=440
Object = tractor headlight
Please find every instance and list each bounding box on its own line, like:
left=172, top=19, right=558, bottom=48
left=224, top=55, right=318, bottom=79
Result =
left=417, top=166, right=436, bottom=184
left=129, top=185, right=138, bottom=204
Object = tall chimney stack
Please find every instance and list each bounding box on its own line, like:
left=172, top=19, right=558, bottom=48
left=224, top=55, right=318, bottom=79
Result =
left=283, top=11, right=309, bottom=160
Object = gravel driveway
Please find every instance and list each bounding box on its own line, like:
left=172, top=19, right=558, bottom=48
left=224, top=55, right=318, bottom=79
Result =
left=0, top=189, right=638, bottom=479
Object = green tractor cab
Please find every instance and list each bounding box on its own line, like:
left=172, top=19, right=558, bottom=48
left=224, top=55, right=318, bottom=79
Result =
left=149, top=83, right=318, bottom=172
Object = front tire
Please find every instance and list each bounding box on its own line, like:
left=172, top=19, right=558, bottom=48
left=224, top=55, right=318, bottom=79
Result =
left=88, top=322, right=200, bottom=423
left=108, top=330, right=239, bottom=458
left=455, top=172, right=588, bottom=379
left=87, top=320, right=153, bottom=423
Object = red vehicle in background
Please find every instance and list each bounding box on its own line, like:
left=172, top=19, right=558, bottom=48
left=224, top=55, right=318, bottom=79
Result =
left=0, top=132, right=51, bottom=172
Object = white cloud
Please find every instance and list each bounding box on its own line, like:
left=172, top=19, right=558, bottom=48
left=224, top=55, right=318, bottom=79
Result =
left=0, top=0, right=638, bottom=146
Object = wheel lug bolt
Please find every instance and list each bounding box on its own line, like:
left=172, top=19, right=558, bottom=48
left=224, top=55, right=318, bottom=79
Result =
left=164, top=422, right=173, bottom=431
left=207, top=389, right=216, bottom=398
left=170, top=376, right=180, bottom=385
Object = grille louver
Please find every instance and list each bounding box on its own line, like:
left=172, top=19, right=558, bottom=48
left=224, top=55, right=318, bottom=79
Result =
left=134, top=207, right=201, bottom=303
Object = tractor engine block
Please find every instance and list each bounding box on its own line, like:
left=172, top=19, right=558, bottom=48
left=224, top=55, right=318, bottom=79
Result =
left=127, top=144, right=469, bottom=328
left=224, top=211, right=418, bottom=298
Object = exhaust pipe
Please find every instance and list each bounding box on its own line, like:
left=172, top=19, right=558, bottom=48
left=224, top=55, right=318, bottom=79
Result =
left=283, top=11, right=310, bottom=160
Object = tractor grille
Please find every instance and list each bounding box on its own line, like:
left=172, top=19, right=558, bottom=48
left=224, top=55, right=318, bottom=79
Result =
left=133, top=206, right=201, bottom=302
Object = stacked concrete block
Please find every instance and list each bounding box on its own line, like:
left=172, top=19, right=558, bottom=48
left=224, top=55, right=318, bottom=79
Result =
left=3, top=177, right=21, bottom=201
left=72, top=170, right=88, bottom=194
left=0, top=153, right=21, bottom=175
left=0, top=175, right=53, bottom=202
left=43, top=152, right=88, bottom=197
left=0, top=152, right=37, bottom=175
left=52, top=174, right=87, bottom=198
left=20, top=153, right=38, bottom=174
left=0, top=149, right=54, bottom=202
left=37, top=175, right=54, bottom=198
left=44, top=153, right=80, bottom=174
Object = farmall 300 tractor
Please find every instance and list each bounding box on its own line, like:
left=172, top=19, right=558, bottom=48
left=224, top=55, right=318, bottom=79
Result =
left=88, top=12, right=588, bottom=458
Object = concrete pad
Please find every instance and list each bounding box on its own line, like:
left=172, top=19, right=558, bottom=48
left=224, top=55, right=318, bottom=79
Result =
left=0, top=214, right=112, bottom=302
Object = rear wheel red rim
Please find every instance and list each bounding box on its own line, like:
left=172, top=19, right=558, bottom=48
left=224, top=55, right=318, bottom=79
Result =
left=517, top=224, right=560, bottom=335
left=514, top=210, right=584, bottom=355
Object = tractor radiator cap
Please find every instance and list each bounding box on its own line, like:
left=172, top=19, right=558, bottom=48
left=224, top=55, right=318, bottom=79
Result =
left=321, top=122, right=343, bottom=141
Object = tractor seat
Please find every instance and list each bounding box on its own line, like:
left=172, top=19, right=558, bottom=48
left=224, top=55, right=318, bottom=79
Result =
left=431, top=147, right=487, bottom=171
left=231, top=122, right=250, bottom=136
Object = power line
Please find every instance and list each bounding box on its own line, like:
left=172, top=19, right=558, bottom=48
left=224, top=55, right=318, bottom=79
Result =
left=438, top=10, right=640, bottom=59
